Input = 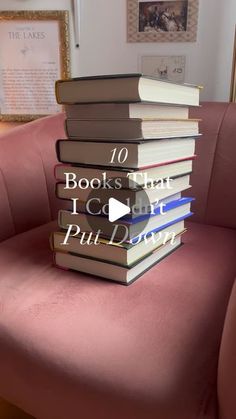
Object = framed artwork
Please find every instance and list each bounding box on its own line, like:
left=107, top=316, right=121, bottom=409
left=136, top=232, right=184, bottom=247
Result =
left=0, top=11, right=70, bottom=122
left=141, top=55, right=186, bottom=83
left=127, top=0, right=199, bottom=43
left=230, top=26, right=236, bottom=102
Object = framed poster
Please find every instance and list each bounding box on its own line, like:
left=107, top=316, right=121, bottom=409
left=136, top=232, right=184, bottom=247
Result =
left=0, top=11, right=70, bottom=122
left=127, top=0, right=199, bottom=43
left=141, top=55, right=186, bottom=83
left=230, top=26, right=236, bottom=102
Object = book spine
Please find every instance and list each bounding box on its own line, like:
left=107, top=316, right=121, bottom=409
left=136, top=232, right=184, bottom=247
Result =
left=55, top=140, right=61, bottom=162
left=58, top=210, right=63, bottom=229
left=64, top=119, right=69, bottom=138
left=55, top=80, right=62, bottom=104
left=54, top=163, right=72, bottom=181
left=55, top=183, right=60, bottom=200
left=49, top=233, right=55, bottom=251
left=53, top=253, right=70, bottom=271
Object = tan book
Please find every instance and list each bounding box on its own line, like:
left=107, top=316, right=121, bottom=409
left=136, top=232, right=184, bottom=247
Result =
left=65, top=103, right=189, bottom=120
left=56, top=73, right=201, bottom=106
left=65, top=118, right=200, bottom=141
left=56, top=138, right=196, bottom=169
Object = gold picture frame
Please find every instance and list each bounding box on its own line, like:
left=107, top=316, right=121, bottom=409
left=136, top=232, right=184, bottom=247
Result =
left=0, top=10, right=70, bottom=122
left=230, top=26, right=236, bottom=102
left=127, top=0, right=199, bottom=43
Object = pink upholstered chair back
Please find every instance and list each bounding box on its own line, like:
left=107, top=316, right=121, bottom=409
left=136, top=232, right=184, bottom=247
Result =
left=218, top=279, right=236, bottom=419
left=0, top=113, right=66, bottom=242
left=0, top=102, right=235, bottom=243
left=189, top=102, right=236, bottom=229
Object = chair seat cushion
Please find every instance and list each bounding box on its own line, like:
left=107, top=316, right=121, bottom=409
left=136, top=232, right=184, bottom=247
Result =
left=0, top=221, right=236, bottom=419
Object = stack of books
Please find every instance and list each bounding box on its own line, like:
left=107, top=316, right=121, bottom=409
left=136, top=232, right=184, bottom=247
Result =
left=51, top=73, right=201, bottom=285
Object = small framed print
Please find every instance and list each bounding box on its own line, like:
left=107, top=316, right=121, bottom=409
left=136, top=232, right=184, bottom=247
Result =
left=0, top=11, right=70, bottom=122
left=127, top=0, right=199, bottom=43
left=141, top=55, right=186, bottom=83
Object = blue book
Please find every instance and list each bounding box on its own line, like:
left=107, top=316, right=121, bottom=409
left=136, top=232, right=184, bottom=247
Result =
left=59, top=197, right=194, bottom=242
left=122, top=196, right=194, bottom=223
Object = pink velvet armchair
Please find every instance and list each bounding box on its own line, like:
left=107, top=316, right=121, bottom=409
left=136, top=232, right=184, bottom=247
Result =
left=0, top=102, right=235, bottom=419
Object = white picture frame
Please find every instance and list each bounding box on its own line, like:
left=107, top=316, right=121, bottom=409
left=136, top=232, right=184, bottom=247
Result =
left=141, top=55, right=186, bottom=83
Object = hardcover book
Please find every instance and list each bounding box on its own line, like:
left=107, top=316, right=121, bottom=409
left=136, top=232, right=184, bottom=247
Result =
left=65, top=103, right=190, bottom=120
left=65, top=118, right=200, bottom=141
left=56, top=175, right=191, bottom=206
left=54, top=236, right=182, bottom=285
left=58, top=200, right=193, bottom=241
left=52, top=220, right=186, bottom=267
left=56, top=138, right=196, bottom=169
left=54, top=159, right=194, bottom=188
left=56, top=73, right=201, bottom=106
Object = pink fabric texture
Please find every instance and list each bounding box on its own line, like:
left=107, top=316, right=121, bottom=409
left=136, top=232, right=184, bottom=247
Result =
left=0, top=221, right=236, bottom=419
left=218, top=279, right=236, bottom=419
left=0, top=103, right=236, bottom=419
left=189, top=102, right=236, bottom=228
left=0, top=113, right=67, bottom=242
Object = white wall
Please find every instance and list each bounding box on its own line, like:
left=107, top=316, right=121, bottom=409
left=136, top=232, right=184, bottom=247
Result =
left=0, top=0, right=235, bottom=101
left=214, top=0, right=236, bottom=101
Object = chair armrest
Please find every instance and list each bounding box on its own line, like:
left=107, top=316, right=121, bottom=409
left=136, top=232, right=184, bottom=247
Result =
left=218, top=279, right=236, bottom=419
left=0, top=113, right=66, bottom=241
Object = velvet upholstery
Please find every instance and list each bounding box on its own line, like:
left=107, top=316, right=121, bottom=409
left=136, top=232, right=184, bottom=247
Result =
left=218, top=279, right=236, bottom=419
left=189, top=102, right=236, bottom=228
left=0, top=113, right=66, bottom=242
left=0, top=397, right=33, bottom=419
left=0, top=221, right=235, bottom=419
left=0, top=103, right=235, bottom=419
